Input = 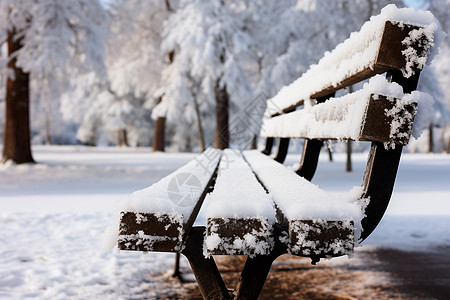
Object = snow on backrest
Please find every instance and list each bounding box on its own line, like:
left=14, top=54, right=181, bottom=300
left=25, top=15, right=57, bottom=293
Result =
left=261, top=74, right=430, bottom=144
left=265, top=4, right=443, bottom=117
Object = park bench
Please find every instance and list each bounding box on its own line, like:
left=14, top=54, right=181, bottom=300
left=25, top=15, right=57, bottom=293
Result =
left=115, top=5, right=441, bottom=300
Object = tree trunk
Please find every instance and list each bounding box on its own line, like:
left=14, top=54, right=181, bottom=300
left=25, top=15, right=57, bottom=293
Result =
left=447, top=138, right=450, bottom=154
left=214, top=80, right=229, bottom=150
left=45, top=115, right=52, bottom=145
left=153, top=117, right=166, bottom=152
left=251, top=135, right=257, bottom=150
left=193, top=97, right=205, bottom=152
left=2, top=29, right=34, bottom=164
left=428, top=123, right=433, bottom=153
left=117, top=129, right=129, bottom=147
left=346, top=140, right=352, bottom=172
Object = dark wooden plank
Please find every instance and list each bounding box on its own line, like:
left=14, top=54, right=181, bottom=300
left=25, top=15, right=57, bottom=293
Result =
left=289, top=219, right=354, bottom=257
left=307, top=65, right=389, bottom=102
left=264, top=94, right=417, bottom=144
left=376, top=21, right=429, bottom=71
left=360, top=94, right=417, bottom=145
left=118, top=212, right=183, bottom=251
left=276, top=21, right=427, bottom=115
left=205, top=217, right=273, bottom=256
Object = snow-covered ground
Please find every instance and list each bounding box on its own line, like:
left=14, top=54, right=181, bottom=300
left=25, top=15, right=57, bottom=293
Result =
left=1, top=145, right=449, bottom=299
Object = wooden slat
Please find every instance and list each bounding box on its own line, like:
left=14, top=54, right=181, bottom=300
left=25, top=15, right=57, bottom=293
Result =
left=204, top=149, right=275, bottom=257
left=244, top=150, right=358, bottom=259
left=118, top=149, right=222, bottom=252
left=289, top=220, right=354, bottom=257
left=275, top=21, right=426, bottom=115
left=206, top=218, right=272, bottom=256
left=118, top=212, right=183, bottom=252
left=263, top=94, right=417, bottom=145
left=360, top=95, right=417, bottom=145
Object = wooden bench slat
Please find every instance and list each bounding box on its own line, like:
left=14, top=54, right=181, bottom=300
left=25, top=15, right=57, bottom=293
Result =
left=243, top=150, right=361, bottom=257
left=118, top=148, right=222, bottom=252
left=289, top=219, right=354, bottom=257
left=118, top=212, right=183, bottom=251
left=360, top=95, right=417, bottom=145
left=266, top=20, right=431, bottom=117
left=262, top=77, right=417, bottom=145
left=205, top=149, right=275, bottom=256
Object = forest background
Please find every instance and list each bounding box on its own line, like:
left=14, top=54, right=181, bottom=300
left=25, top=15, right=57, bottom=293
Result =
left=1, top=0, right=449, bottom=164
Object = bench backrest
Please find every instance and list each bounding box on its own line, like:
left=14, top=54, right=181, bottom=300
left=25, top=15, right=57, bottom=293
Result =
left=261, top=5, right=442, bottom=240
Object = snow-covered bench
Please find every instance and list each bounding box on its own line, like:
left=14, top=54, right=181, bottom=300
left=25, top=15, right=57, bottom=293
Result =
left=115, top=5, right=441, bottom=300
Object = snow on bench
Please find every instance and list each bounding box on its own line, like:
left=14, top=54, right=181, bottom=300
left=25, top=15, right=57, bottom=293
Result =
left=204, top=149, right=276, bottom=257
left=244, top=150, right=364, bottom=257
left=262, top=75, right=422, bottom=148
left=118, top=148, right=222, bottom=252
left=265, top=4, right=443, bottom=116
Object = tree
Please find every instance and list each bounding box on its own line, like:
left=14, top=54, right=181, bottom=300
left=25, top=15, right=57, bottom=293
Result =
left=0, top=0, right=107, bottom=163
left=2, top=28, right=33, bottom=163
left=156, top=0, right=254, bottom=151
left=422, top=0, right=450, bottom=152
left=107, top=0, right=171, bottom=150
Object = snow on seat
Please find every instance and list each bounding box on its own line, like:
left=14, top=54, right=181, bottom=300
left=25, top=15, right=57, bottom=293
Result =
left=262, top=75, right=419, bottom=147
left=204, top=149, right=276, bottom=257
left=244, top=150, right=364, bottom=257
left=118, top=148, right=222, bottom=252
left=265, top=5, right=442, bottom=116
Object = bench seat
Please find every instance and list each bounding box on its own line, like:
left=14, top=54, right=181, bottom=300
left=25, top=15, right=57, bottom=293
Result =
left=205, top=149, right=276, bottom=257
left=118, top=148, right=360, bottom=259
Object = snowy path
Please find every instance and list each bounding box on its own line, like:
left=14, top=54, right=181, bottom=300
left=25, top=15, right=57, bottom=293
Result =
left=0, top=145, right=449, bottom=299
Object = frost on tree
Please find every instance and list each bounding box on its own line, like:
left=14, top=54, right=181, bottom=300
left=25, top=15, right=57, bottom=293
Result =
left=155, top=0, right=254, bottom=151
left=106, top=0, right=171, bottom=149
left=0, top=0, right=107, bottom=163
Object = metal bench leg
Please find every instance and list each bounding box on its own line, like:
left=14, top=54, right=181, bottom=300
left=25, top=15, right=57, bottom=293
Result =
left=182, top=227, right=231, bottom=300
left=234, top=251, right=279, bottom=300
left=360, top=143, right=403, bottom=241
left=274, top=138, right=290, bottom=163
left=360, top=69, right=420, bottom=241
left=262, top=137, right=274, bottom=155
left=296, top=138, right=323, bottom=181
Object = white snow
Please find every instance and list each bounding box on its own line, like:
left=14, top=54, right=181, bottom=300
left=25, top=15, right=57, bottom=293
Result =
left=205, top=149, right=275, bottom=221
left=262, top=75, right=428, bottom=143
left=265, top=4, right=444, bottom=116
left=0, top=145, right=449, bottom=299
left=244, top=150, right=364, bottom=222
left=118, top=147, right=221, bottom=217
